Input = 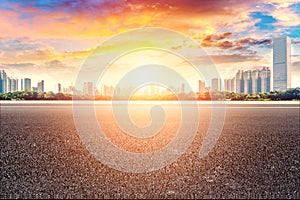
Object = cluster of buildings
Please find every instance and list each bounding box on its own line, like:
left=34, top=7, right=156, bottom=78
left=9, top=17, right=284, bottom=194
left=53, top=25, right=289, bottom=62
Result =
left=80, top=36, right=293, bottom=96
left=0, top=37, right=292, bottom=95
left=207, top=67, right=271, bottom=93
left=0, top=71, right=44, bottom=93
left=201, top=36, right=291, bottom=94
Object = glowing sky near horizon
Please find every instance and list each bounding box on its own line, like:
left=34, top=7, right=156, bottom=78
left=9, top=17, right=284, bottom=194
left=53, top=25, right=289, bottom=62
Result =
left=0, top=0, right=299, bottom=92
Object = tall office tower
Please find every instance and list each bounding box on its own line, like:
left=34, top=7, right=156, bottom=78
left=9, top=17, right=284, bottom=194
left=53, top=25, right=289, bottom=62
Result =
left=38, top=80, right=45, bottom=92
left=211, top=78, right=219, bottom=91
left=224, top=79, right=232, bottom=92
left=260, top=67, right=271, bottom=93
left=235, top=70, right=244, bottom=93
left=38, top=80, right=44, bottom=92
left=24, top=78, right=31, bottom=91
left=198, top=80, right=206, bottom=92
left=56, top=83, right=62, bottom=93
left=0, top=70, right=7, bottom=93
left=21, top=79, right=23, bottom=91
left=181, top=83, right=185, bottom=93
left=251, top=69, right=260, bottom=93
left=6, top=77, right=11, bottom=92
left=273, top=36, right=291, bottom=91
left=243, top=70, right=252, bottom=94
left=224, top=79, right=228, bottom=91
left=231, top=77, right=235, bottom=92
left=83, top=82, right=93, bottom=96
left=11, top=78, right=18, bottom=92
left=227, top=79, right=232, bottom=92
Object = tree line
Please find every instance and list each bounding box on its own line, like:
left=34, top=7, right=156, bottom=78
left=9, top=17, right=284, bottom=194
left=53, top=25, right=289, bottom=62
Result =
left=0, top=88, right=299, bottom=101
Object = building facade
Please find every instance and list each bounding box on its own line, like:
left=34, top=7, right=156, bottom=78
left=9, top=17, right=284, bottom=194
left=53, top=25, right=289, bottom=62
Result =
left=0, top=70, right=7, bottom=93
left=211, top=78, right=219, bottom=91
left=24, top=78, right=31, bottom=91
left=235, top=70, right=244, bottom=93
left=243, top=70, right=252, bottom=94
left=273, top=36, right=291, bottom=91
left=260, top=67, right=271, bottom=93
left=38, top=80, right=44, bottom=92
left=229, top=68, right=271, bottom=94
left=83, top=82, right=93, bottom=96
left=198, top=80, right=206, bottom=92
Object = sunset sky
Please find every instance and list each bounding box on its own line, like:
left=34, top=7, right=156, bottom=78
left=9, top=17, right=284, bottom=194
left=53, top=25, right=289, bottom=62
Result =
left=0, top=0, right=299, bottom=92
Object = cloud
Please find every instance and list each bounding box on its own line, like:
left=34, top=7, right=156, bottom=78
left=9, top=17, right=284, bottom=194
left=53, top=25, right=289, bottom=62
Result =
left=292, top=61, right=300, bottom=69
left=193, top=32, right=233, bottom=47
left=0, top=37, right=93, bottom=63
left=292, top=39, right=300, bottom=44
left=292, top=55, right=300, bottom=70
left=1, top=63, right=35, bottom=68
left=209, top=53, right=261, bottom=64
left=0, top=0, right=265, bottom=39
left=192, top=32, right=272, bottom=50
left=271, top=6, right=300, bottom=26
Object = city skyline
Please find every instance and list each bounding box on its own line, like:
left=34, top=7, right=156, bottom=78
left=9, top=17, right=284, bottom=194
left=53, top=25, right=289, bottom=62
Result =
left=0, top=1, right=299, bottom=92
left=0, top=66, right=285, bottom=96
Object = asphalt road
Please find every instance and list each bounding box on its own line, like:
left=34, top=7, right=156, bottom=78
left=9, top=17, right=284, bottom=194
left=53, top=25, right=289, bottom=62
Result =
left=0, top=102, right=299, bottom=198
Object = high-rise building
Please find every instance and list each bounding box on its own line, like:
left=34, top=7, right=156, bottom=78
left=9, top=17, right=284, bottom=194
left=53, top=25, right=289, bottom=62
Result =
left=230, top=78, right=235, bottom=92
left=260, top=67, right=271, bottom=93
left=181, top=83, right=185, bottom=93
left=251, top=70, right=260, bottom=93
left=24, top=78, right=31, bottom=91
left=6, top=77, right=11, bottom=92
left=198, top=80, right=206, bottom=92
left=38, top=80, right=44, bottom=92
left=224, top=79, right=232, bottom=92
left=235, top=70, right=244, bottom=93
left=211, top=78, right=219, bottom=91
left=21, top=79, right=23, bottom=91
left=10, top=78, right=18, bottom=92
left=0, top=70, right=7, bottom=93
left=56, top=83, right=62, bottom=93
left=243, top=70, right=252, bottom=94
left=273, top=36, right=291, bottom=91
left=83, top=82, right=93, bottom=96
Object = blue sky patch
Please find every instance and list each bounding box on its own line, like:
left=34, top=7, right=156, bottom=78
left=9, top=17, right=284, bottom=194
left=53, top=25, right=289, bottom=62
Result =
left=250, top=12, right=277, bottom=31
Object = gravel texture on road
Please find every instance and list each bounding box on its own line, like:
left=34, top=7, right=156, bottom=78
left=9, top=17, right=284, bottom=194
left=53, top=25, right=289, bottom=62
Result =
left=0, top=103, right=299, bottom=199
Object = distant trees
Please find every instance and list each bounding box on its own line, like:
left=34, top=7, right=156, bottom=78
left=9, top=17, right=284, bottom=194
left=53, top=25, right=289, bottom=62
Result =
left=0, top=91, right=72, bottom=100
left=0, top=88, right=299, bottom=101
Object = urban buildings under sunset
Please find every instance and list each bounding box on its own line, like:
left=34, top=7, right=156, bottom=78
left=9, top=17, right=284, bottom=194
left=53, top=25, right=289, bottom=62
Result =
left=0, top=71, right=46, bottom=93
left=0, top=35, right=295, bottom=96
left=273, top=36, right=291, bottom=91
left=223, top=67, right=271, bottom=94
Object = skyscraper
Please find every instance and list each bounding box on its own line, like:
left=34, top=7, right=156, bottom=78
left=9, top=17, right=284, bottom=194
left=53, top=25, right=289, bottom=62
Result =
left=6, top=77, right=11, bottom=92
left=243, top=70, right=252, bottom=94
left=260, top=67, right=271, bottom=93
left=211, top=78, right=219, bottom=91
left=56, top=83, right=62, bottom=93
left=21, top=79, right=23, bottom=91
left=198, top=80, right=206, bottom=92
left=230, top=78, right=235, bottom=92
left=11, top=78, right=18, bottom=92
left=273, top=36, right=291, bottom=91
left=24, top=78, right=31, bottom=91
left=235, top=70, right=244, bottom=93
left=181, top=83, right=185, bottom=93
left=38, top=80, right=44, bottom=92
left=251, top=70, right=260, bottom=93
left=0, top=70, right=7, bottom=93
left=224, top=79, right=232, bottom=92
left=83, top=82, right=93, bottom=96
